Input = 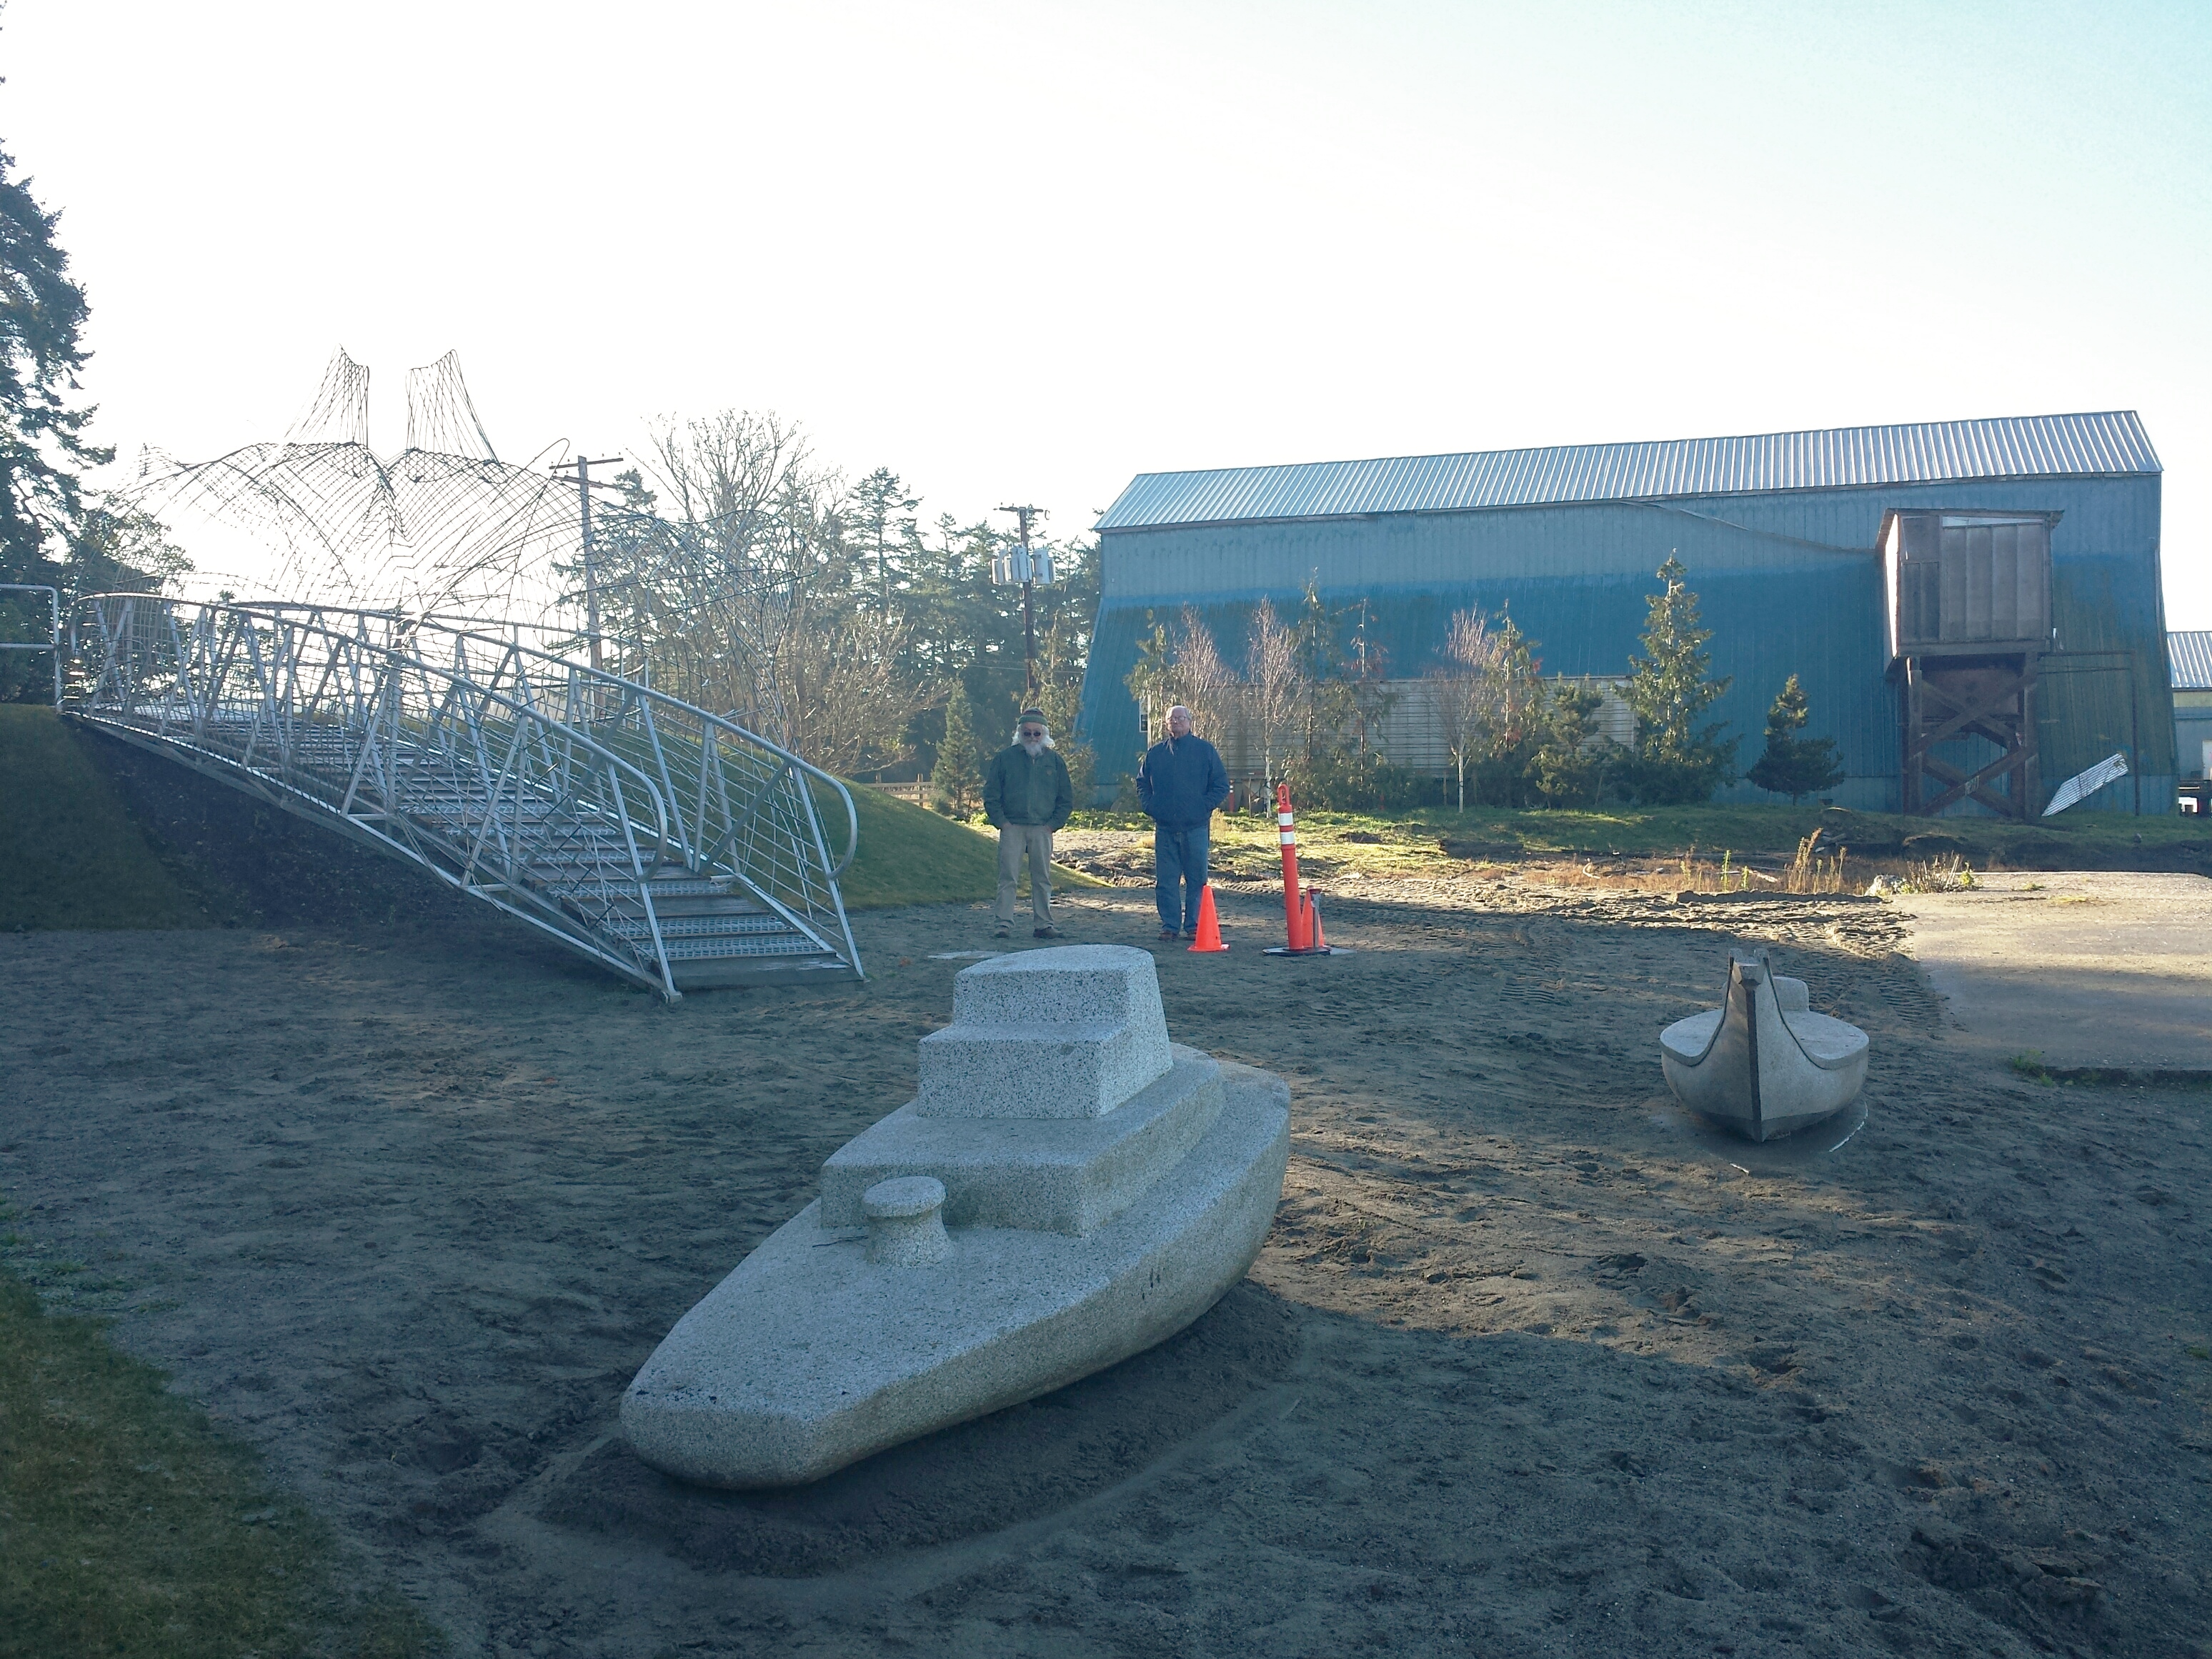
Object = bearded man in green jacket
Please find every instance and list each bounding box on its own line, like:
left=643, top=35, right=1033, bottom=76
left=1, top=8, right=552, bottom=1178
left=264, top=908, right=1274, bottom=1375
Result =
left=983, top=708, right=1075, bottom=939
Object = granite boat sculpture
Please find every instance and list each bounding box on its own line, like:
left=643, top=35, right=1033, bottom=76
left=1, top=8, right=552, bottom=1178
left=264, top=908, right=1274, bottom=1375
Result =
left=1659, top=951, right=1869, bottom=1142
left=621, top=945, right=1291, bottom=1488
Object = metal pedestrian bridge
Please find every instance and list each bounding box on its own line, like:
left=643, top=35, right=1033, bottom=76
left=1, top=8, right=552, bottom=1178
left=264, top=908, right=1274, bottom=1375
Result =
left=65, top=596, right=862, bottom=998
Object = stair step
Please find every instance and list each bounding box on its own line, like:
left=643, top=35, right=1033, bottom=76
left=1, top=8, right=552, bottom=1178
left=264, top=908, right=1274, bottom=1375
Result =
left=666, top=953, right=855, bottom=988
left=633, top=895, right=769, bottom=918
left=602, top=914, right=804, bottom=941
left=659, top=933, right=841, bottom=960
left=541, top=877, right=742, bottom=900
left=85, top=708, right=858, bottom=995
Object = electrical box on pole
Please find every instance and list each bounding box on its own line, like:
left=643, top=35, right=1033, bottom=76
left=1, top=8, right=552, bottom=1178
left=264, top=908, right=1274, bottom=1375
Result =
left=993, top=504, right=1052, bottom=699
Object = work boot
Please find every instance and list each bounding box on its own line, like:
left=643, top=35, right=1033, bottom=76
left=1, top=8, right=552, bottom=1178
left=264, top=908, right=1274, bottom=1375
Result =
left=993, top=922, right=1011, bottom=938
left=1032, top=926, right=1060, bottom=939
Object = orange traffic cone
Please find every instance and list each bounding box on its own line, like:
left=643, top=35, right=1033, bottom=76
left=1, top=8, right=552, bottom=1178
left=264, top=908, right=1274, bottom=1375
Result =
left=1307, top=891, right=1327, bottom=952
left=1187, top=884, right=1228, bottom=952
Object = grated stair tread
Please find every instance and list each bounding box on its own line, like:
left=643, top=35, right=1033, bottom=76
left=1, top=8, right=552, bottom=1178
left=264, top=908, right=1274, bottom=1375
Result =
left=602, top=913, right=807, bottom=941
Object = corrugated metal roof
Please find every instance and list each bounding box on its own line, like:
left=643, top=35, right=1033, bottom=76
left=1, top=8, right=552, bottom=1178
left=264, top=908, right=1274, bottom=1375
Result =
left=1096, top=411, right=2161, bottom=532
left=2171, top=631, right=2212, bottom=691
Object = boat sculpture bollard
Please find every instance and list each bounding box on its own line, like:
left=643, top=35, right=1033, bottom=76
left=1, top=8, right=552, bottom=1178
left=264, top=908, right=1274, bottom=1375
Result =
left=863, top=1177, right=951, bottom=1265
left=620, top=945, right=1292, bottom=1488
left=1659, top=950, right=1870, bottom=1142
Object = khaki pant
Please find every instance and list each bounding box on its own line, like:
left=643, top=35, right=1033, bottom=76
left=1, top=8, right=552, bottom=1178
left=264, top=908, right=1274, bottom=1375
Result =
left=995, top=824, right=1056, bottom=927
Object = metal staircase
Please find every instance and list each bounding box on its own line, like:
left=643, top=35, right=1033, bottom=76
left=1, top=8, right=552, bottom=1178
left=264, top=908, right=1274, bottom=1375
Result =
left=66, top=597, right=862, bottom=997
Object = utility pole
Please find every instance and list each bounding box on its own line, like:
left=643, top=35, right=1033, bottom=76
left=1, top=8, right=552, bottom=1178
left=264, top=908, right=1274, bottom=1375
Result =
left=552, top=452, right=624, bottom=674
left=995, top=503, right=1049, bottom=699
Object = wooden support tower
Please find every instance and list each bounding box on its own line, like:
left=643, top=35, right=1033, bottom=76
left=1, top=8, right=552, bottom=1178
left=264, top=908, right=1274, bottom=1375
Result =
left=1899, top=652, right=2038, bottom=817
left=1883, top=509, right=2058, bottom=820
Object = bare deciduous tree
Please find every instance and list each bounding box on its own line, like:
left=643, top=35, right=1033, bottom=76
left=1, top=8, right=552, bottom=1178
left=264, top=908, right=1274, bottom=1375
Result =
left=781, top=609, right=919, bottom=775
left=1170, top=607, right=1235, bottom=744
left=599, top=409, right=929, bottom=772
left=1245, top=597, right=1305, bottom=789
left=1429, top=607, right=1511, bottom=809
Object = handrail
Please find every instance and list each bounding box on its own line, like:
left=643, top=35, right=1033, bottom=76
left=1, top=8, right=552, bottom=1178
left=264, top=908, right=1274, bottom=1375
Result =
left=232, top=601, right=860, bottom=881
left=0, top=583, right=61, bottom=704
left=84, top=599, right=678, bottom=854
left=411, top=609, right=862, bottom=880
left=64, top=593, right=861, bottom=995
left=66, top=594, right=690, bottom=999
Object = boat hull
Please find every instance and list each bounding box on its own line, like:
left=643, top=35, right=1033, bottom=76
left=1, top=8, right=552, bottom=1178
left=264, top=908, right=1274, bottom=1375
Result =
left=620, top=1062, right=1290, bottom=1488
left=1660, top=957, right=1869, bottom=1142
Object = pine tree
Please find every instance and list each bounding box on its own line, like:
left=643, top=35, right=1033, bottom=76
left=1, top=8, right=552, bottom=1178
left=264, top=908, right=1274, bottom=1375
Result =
left=932, top=679, right=984, bottom=816
left=1037, top=612, right=1095, bottom=804
left=848, top=466, right=919, bottom=616
left=1122, top=612, right=1174, bottom=752
left=1, top=146, right=110, bottom=702
left=1530, top=678, right=1615, bottom=807
left=1620, top=555, right=1739, bottom=804
left=1747, top=674, right=1845, bottom=802
left=1475, top=614, right=1549, bottom=807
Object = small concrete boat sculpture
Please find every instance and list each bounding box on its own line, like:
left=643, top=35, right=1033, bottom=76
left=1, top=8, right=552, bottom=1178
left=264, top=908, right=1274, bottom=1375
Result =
left=621, top=945, right=1291, bottom=1488
left=1659, top=951, right=1870, bottom=1142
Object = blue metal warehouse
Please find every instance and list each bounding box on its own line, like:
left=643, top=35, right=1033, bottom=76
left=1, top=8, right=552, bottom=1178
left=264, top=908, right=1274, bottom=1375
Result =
left=2173, top=630, right=2212, bottom=792
left=1082, top=412, right=2176, bottom=815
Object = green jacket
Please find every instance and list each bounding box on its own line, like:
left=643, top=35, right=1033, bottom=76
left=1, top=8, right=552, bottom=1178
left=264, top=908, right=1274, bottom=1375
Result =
left=984, top=744, right=1074, bottom=830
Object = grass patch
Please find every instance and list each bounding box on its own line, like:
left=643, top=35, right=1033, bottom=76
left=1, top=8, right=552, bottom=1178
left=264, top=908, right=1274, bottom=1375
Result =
left=1395, top=800, right=2211, bottom=869
left=2008, top=1051, right=2212, bottom=1090
left=0, top=1256, right=442, bottom=1658
left=1068, top=799, right=2211, bottom=888
left=0, top=708, right=209, bottom=930
left=824, top=783, right=1107, bottom=909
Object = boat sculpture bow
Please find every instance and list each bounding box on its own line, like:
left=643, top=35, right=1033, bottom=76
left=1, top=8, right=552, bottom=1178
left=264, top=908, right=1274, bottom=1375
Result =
left=1659, top=951, right=1870, bottom=1142
left=621, top=945, right=1291, bottom=1488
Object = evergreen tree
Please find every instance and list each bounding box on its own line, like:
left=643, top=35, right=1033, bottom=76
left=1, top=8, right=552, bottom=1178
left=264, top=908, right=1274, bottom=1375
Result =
left=1122, top=611, right=1174, bottom=752
left=932, top=678, right=984, bottom=815
left=1037, top=610, right=1095, bottom=804
left=1470, top=614, right=1548, bottom=807
left=1619, top=554, right=1738, bottom=804
left=0, top=145, right=110, bottom=701
left=1746, top=673, right=1845, bottom=802
left=1530, top=678, right=1615, bottom=807
left=848, top=465, right=919, bottom=616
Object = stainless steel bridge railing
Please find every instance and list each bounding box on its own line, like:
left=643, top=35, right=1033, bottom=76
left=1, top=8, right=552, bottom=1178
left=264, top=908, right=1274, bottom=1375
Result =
left=66, top=596, right=862, bottom=997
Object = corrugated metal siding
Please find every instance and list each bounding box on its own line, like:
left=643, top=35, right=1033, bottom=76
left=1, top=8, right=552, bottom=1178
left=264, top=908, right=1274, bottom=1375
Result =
left=1083, top=566, right=1896, bottom=807
left=1097, top=412, right=2160, bottom=532
left=1185, top=676, right=1635, bottom=777
left=1077, top=473, right=2175, bottom=813
left=2171, top=631, right=2212, bottom=690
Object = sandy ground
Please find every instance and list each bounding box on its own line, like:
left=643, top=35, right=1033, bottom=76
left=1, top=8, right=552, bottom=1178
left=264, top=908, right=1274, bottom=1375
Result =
left=1893, top=872, right=2212, bottom=1071
left=4, top=867, right=2211, bottom=1658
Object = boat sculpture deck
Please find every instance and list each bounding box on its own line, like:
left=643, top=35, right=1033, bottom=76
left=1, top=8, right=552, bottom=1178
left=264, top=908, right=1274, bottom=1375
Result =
left=621, top=945, right=1291, bottom=1488
left=1659, top=951, right=1870, bottom=1142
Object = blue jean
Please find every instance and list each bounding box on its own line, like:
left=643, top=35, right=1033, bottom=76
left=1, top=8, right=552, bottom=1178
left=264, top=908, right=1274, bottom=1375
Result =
left=1155, top=824, right=1210, bottom=931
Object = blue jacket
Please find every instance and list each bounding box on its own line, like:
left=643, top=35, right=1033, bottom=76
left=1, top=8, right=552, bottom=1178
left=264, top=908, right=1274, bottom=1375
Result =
left=1137, top=734, right=1229, bottom=830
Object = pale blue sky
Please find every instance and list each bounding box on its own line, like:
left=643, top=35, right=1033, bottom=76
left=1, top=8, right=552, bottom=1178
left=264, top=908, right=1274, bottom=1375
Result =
left=6, top=1, right=2207, bottom=620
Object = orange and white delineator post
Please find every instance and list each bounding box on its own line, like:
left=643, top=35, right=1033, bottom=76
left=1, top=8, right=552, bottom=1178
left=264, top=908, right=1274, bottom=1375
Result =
left=1265, top=783, right=1340, bottom=956
left=1277, top=782, right=1310, bottom=950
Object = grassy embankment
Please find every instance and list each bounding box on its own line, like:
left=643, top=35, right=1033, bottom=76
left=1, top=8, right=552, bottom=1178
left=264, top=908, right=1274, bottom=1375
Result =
left=0, top=705, right=1097, bottom=924
left=1, top=709, right=441, bottom=1653
left=0, top=706, right=209, bottom=930
left=0, top=1227, right=442, bottom=1659
left=831, top=781, right=1108, bottom=907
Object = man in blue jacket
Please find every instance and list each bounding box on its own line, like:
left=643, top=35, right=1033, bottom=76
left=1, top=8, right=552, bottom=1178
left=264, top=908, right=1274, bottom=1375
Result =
left=1135, top=704, right=1230, bottom=941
